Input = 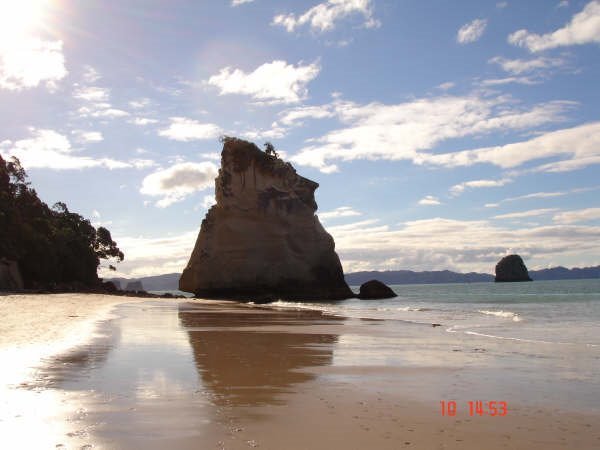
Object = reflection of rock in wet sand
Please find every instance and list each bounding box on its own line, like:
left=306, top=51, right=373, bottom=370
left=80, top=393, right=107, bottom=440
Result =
left=178, top=303, right=341, bottom=406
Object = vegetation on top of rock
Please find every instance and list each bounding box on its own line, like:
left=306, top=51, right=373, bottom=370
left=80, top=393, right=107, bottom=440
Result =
left=0, top=155, right=124, bottom=289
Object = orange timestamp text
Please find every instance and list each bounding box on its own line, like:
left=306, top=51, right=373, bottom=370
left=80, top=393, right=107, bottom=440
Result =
left=440, top=400, right=508, bottom=417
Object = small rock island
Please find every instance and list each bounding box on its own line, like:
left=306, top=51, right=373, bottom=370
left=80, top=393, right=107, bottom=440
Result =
left=357, top=280, right=397, bottom=299
left=495, top=254, right=532, bottom=282
left=179, top=137, right=354, bottom=301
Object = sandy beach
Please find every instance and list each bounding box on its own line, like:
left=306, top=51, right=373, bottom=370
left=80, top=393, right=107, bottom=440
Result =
left=1, top=294, right=598, bottom=449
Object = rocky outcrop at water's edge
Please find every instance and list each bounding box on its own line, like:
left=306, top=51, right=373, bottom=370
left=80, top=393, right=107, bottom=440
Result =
left=495, top=254, right=532, bottom=282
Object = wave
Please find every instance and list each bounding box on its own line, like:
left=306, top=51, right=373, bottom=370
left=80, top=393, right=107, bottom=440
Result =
left=268, top=300, right=344, bottom=317
left=478, top=309, right=522, bottom=322
left=267, top=300, right=435, bottom=325
left=463, top=331, right=598, bottom=347
left=376, top=306, right=430, bottom=312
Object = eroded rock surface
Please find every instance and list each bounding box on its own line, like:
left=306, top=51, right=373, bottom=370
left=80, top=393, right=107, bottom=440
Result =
left=180, top=138, right=353, bottom=301
left=495, top=254, right=532, bottom=282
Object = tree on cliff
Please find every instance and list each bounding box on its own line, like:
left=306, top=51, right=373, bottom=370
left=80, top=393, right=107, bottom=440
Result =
left=264, top=142, right=279, bottom=158
left=0, top=155, right=124, bottom=288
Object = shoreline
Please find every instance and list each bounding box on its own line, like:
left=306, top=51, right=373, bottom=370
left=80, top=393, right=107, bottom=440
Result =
left=1, top=294, right=599, bottom=449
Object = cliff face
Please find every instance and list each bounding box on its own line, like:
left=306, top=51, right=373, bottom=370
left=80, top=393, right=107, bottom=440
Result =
left=179, top=138, right=353, bottom=301
left=495, top=254, right=532, bottom=282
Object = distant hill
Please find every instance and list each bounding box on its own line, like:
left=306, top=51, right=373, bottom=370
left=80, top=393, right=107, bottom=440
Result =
left=529, top=266, right=600, bottom=280
left=108, top=265, right=600, bottom=291
left=108, top=273, right=180, bottom=291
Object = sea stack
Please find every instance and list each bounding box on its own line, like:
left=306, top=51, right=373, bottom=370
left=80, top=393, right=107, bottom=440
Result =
left=179, top=137, right=354, bottom=301
left=357, top=280, right=397, bottom=299
left=494, top=254, right=532, bottom=282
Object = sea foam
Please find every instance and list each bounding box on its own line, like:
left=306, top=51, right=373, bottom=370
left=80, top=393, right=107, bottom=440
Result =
left=478, top=309, right=522, bottom=322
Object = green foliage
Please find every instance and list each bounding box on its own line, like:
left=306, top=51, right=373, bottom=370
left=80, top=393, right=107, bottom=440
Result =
left=264, top=142, right=279, bottom=158
left=0, top=155, right=124, bottom=288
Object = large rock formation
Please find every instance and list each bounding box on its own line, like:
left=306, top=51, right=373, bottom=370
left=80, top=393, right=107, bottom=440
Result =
left=357, top=279, right=397, bottom=299
left=495, top=254, right=532, bottom=282
left=179, top=138, right=353, bottom=301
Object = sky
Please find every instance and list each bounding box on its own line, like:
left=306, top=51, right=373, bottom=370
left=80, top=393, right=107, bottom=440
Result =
left=1, top=0, right=599, bottom=278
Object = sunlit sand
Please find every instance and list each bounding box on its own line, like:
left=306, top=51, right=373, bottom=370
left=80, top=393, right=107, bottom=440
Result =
left=1, top=294, right=598, bottom=449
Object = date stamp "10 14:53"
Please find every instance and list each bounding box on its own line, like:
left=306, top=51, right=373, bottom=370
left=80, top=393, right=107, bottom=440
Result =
left=440, top=400, right=508, bottom=417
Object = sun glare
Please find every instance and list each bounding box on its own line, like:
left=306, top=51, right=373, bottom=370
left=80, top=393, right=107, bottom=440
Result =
left=0, top=0, right=48, bottom=43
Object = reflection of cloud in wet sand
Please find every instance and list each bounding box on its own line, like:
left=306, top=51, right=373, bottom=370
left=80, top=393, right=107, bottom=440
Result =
left=178, top=303, right=341, bottom=406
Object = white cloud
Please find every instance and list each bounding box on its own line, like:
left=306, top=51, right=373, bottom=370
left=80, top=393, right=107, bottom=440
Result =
left=495, top=191, right=566, bottom=204
left=558, top=0, right=569, bottom=7
left=241, top=126, right=287, bottom=141
left=158, top=117, right=221, bottom=141
left=201, top=152, right=221, bottom=161
left=553, top=208, right=600, bottom=224
left=486, top=186, right=600, bottom=207
left=78, top=105, right=129, bottom=118
left=278, top=105, right=335, bottom=126
left=290, top=95, right=572, bottom=173
left=0, top=38, right=67, bottom=91
left=482, top=55, right=568, bottom=88
left=82, top=65, right=101, bottom=83
left=201, top=195, right=216, bottom=209
left=508, top=1, right=600, bottom=52
left=318, top=206, right=361, bottom=220
left=493, top=208, right=558, bottom=219
left=129, top=98, right=151, bottom=109
left=272, top=0, right=380, bottom=33
left=489, top=56, right=565, bottom=74
left=479, top=76, right=539, bottom=86
left=140, top=161, right=219, bottom=207
left=425, top=121, right=600, bottom=172
left=131, top=117, right=159, bottom=126
left=207, top=60, right=320, bottom=104
left=450, top=178, right=512, bottom=196
left=327, top=217, right=600, bottom=274
left=496, top=2, right=508, bottom=8
left=418, top=195, right=441, bottom=206
left=0, top=128, right=138, bottom=170
left=73, top=86, right=109, bottom=102
left=73, top=85, right=130, bottom=119
left=531, top=155, right=600, bottom=173
left=457, top=18, right=487, bottom=44
left=436, top=82, right=455, bottom=91
left=110, top=214, right=600, bottom=276
left=104, top=230, right=198, bottom=278
left=71, top=130, right=103, bottom=143
left=231, top=0, right=254, bottom=5
left=129, top=159, right=157, bottom=169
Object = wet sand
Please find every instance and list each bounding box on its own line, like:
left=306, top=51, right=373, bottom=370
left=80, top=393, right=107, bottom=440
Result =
left=1, top=296, right=599, bottom=449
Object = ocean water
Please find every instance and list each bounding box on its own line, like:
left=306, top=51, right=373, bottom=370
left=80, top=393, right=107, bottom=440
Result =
left=271, top=279, right=600, bottom=348
left=268, top=279, right=600, bottom=411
